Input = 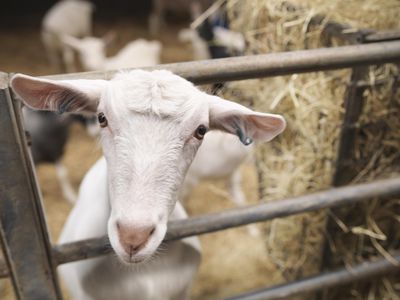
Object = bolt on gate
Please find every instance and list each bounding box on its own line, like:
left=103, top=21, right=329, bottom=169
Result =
left=1, top=38, right=400, bottom=300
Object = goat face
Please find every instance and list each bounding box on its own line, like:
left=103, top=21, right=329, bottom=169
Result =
left=11, top=70, right=286, bottom=264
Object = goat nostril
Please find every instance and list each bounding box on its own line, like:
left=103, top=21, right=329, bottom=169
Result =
left=116, top=222, right=121, bottom=230
left=149, top=227, right=155, bottom=236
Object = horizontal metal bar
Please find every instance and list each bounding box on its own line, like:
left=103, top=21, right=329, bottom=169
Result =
left=223, top=252, right=400, bottom=300
left=38, top=41, right=400, bottom=85
left=50, top=177, right=400, bottom=266
left=365, top=31, right=400, bottom=43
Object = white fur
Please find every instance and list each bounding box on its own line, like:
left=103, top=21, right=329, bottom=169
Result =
left=59, top=158, right=200, bottom=300
left=182, top=131, right=260, bottom=236
left=55, top=162, right=77, bottom=204
left=179, top=27, right=245, bottom=60
left=42, top=0, right=94, bottom=72
left=213, top=27, right=246, bottom=53
left=62, top=36, right=162, bottom=71
left=11, top=70, right=285, bottom=300
left=182, top=131, right=252, bottom=204
left=178, top=28, right=210, bottom=61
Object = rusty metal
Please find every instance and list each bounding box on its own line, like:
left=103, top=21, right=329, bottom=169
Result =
left=223, top=252, right=400, bottom=300
left=34, top=40, right=400, bottom=85
left=0, top=72, right=62, bottom=299
left=50, top=177, right=400, bottom=265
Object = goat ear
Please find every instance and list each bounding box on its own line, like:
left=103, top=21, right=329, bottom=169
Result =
left=208, top=96, right=286, bottom=145
left=11, top=74, right=107, bottom=114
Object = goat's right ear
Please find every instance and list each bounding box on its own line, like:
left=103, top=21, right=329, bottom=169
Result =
left=208, top=95, right=286, bottom=144
left=11, top=74, right=107, bottom=114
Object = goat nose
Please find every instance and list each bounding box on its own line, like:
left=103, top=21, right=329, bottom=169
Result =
left=117, top=222, right=155, bottom=256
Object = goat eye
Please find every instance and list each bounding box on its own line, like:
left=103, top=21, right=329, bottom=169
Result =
left=194, top=125, right=208, bottom=140
left=98, top=112, right=108, bottom=128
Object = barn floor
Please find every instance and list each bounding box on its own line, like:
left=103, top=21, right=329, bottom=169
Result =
left=1, top=17, right=279, bottom=300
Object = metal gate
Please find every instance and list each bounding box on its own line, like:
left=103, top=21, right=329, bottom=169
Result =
left=1, top=35, right=400, bottom=300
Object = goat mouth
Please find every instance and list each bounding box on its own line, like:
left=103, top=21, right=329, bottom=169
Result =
left=118, top=252, right=151, bottom=265
left=127, top=257, right=146, bottom=264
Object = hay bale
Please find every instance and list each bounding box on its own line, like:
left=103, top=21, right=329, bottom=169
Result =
left=225, top=0, right=400, bottom=298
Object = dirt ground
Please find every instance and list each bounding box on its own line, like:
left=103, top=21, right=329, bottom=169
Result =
left=1, top=17, right=279, bottom=300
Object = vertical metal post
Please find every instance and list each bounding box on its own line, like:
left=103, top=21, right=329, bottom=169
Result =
left=319, top=67, right=369, bottom=300
left=0, top=72, right=62, bottom=300
left=332, top=66, right=368, bottom=186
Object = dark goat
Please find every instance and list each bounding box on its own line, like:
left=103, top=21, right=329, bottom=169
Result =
left=194, top=9, right=245, bottom=93
left=22, top=107, right=96, bottom=203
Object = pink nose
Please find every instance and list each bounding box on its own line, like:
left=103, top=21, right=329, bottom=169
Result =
left=117, top=222, right=155, bottom=256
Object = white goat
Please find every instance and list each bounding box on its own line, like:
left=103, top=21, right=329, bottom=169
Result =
left=11, top=70, right=285, bottom=300
left=60, top=158, right=201, bottom=300
left=62, top=36, right=162, bottom=71
left=42, top=0, right=94, bottom=72
left=181, top=132, right=260, bottom=236
left=182, top=131, right=251, bottom=202
left=178, top=28, right=210, bottom=61
left=179, top=27, right=245, bottom=61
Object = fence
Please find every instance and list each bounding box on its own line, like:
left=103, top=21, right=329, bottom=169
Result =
left=1, top=36, right=400, bottom=300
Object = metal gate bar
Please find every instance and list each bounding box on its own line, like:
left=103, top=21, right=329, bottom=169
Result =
left=40, top=40, right=400, bottom=84
left=223, top=252, right=400, bottom=300
left=2, top=40, right=400, bottom=300
left=49, top=176, right=400, bottom=265
left=0, top=73, right=62, bottom=299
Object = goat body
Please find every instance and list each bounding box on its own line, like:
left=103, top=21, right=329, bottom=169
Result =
left=42, top=0, right=94, bottom=72
left=62, top=36, right=162, bottom=71
left=182, top=131, right=251, bottom=201
left=105, top=39, right=162, bottom=70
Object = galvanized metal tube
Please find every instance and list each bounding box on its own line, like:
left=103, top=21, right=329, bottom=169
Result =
left=41, top=41, right=400, bottom=84
left=223, top=253, right=400, bottom=300
left=365, top=31, right=400, bottom=43
left=52, top=177, right=400, bottom=265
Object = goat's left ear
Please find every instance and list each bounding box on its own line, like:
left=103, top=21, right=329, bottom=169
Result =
left=208, top=96, right=286, bottom=145
left=11, top=74, right=107, bottom=114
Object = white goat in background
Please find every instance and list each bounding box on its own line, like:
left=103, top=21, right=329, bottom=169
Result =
left=11, top=70, right=285, bottom=300
left=42, top=0, right=94, bottom=72
left=179, top=27, right=245, bottom=61
left=179, top=16, right=253, bottom=232
left=62, top=36, right=162, bottom=71
left=182, top=131, right=251, bottom=204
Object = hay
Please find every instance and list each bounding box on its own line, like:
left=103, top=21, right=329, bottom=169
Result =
left=225, top=0, right=400, bottom=298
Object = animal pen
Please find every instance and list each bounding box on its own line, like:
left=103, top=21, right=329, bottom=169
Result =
left=1, top=26, right=400, bottom=300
